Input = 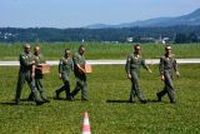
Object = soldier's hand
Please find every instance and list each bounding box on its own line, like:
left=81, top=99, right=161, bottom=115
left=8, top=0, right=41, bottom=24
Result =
left=176, top=71, right=180, bottom=78
left=79, top=68, right=86, bottom=74
left=59, top=73, right=62, bottom=79
left=31, top=72, right=35, bottom=80
left=148, top=69, right=152, bottom=74
left=127, top=74, right=132, bottom=79
left=32, top=60, right=35, bottom=64
left=161, top=75, right=165, bottom=81
left=82, top=69, right=87, bottom=74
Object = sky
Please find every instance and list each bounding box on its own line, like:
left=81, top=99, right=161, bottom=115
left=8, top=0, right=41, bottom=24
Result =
left=1, top=0, right=200, bottom=28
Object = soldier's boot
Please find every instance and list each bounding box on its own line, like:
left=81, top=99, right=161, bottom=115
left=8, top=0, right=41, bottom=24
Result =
left=169, top=95, right=176, bottom=104
left=70, top=94, right=75, bottom=101
left=137, top=91, right=147, bottom=104
left=43, top=98, right=50, bottom=103
left=15, top=99, right=20, bottom=105
left=36, top=100, right=45, bottom=106
left=66, top=94, right=73, bottom=101
left=81, top=98, right=89, bottom=102
left=32, top=91, right=45, bottom=106
left=141, top=100, right=147, bottom=104
left=156, top=93, right=162, bottom=102
left=71, top=86, right=81, bottom=100
left=40, top=92, right=50, bottom=103
left=64, top=83, right=72, bottom=101
left=129, top=89, right=136, bottom=103
left=35, top=96, right=45, bottom=105
left=81, top=90, right=89, bottom=101
left=42, top=97, right=50, bottom=103
left=28, top=92, right=35, bottom=101
left=139, top=96, right=147, bottom=104
left=170, top=100, right=176, bottom=104
left=55, top=90, right=60, bottom=99
left=128, top=95, right=135, bottom=103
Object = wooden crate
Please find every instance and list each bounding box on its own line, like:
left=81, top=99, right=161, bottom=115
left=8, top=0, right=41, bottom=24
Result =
left=36, top=64, right=50, bottom=74
left=84, top=64, right=92, bottom=74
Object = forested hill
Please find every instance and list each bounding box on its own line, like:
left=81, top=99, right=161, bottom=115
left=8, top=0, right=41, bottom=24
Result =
left=86, top=8, right=200, bottom=28
left=0, top=26, right=200, bottom=43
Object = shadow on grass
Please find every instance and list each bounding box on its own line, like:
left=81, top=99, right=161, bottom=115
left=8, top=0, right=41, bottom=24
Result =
left=106, top=99, right=169, bottom=104
left=0, top=101, right=35, bottom=106
left=48, top=97, right=80, bottom=102
left=106, top=100, right=130, bottom=103
left=147, top=99, right=160, bottom=103
left=49, top=96, right=67, bottom=101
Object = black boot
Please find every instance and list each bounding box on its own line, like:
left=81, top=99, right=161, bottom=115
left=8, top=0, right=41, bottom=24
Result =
left=55, top=90, right=60, bottom=99
left=36, top=100, right=45, bottom=106
left=156, top=93, right=162, bottom=102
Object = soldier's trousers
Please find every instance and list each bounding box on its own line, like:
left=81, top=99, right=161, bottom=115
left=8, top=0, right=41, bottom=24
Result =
left=157, top=72, right=176, bottom=102
left=71, top=76, right=88, bottom=100
left=56, top=81, right=71, bottom=99
left=15, top=71, right=43, bottom=103
left=29, top=78, right=48, bottom=100
left=129, top=71, right=146, bottom=102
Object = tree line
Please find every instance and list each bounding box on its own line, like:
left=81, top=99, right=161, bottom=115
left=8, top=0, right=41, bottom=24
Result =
left=0, top=26, right=200, bottom=43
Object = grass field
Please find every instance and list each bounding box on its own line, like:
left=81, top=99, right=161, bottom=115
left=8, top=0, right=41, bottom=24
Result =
left=0, top=42, right=200, bottom=60
left=0, top=64, right=200, bottom=134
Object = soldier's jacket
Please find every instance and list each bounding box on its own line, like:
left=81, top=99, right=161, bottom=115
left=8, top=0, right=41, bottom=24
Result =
left=33, top=54, right=46, bottom=78
left=59, top=57, right=74, bottom=82
left=159, top=55, right=178, bottom=75
left=73, top=52, right=86, bottom=76
left=19, top=52, right=34, bottom=72
left=125, top=53, right=148, bottom=75
left=34, top=54, right=45, bottom=65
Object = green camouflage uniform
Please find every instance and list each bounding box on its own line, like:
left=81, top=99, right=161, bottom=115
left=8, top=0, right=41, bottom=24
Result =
left=33, top=53, right=48, bottom=101
left=55, top=57, right=74, bottom=99
left=15, top=52, right=43, bottom=105
left=157, top=55, right=178, bottom=103
left=125, top=53, right=148, bottom=102
left=71, top=52, right=88, bottom=100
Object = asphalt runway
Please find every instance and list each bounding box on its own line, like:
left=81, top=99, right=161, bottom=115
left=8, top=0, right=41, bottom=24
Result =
left=0, top=59, right=200, bottom=66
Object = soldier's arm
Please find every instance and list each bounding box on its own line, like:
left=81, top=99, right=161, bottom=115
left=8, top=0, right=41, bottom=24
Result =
left=71, top=59, right=74, bottom=71
left=173, top=59, right=180, bottom=77
left=159, top=57, right=165, bottom=80
left=58, top=59, right=63, bottom=74
left=74, top=54, right=86, bottom=73
left=32, top=64, right=36, bottom=80
left=19, top=54, right=35, bottom=67
left=125, top=55, right=132, bottom=79
left=141, top=59, right=152, bottom=73
left=76, top=64, right=86, bottom=74
left=58, top=59, right=64, bottom=79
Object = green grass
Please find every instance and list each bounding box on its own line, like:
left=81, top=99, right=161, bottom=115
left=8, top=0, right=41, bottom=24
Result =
left=0, top=64, right=200, bottom=133
left=0, top=42, right=200, bottom=60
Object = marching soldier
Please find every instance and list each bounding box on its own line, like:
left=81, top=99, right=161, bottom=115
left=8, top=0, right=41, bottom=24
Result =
left=28, top=46, right=50, bottom=103
left=156, top=45, right=180, bottom=103
left=71, top=45, right=89, bottom=101
left=125, top=44, right=152, bottom=103
left=15, top=44, right=44, bottom=105
left=55, top=48, right=74, bottom=100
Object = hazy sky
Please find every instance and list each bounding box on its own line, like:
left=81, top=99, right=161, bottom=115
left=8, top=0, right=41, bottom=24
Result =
left=1, top=0, right=200, bottom=28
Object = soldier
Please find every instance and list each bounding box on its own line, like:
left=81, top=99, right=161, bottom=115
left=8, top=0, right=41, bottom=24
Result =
left=15, top=44, right=44, bottom=105
left=55, top=48, right=74, bottom=100
left=125, top=44, right=152, bottom=103
left=156, top=45, right=180, bottom=103
left=28, top=46, right=50, bottom=103
left=71, top=45, right=88, bottom=101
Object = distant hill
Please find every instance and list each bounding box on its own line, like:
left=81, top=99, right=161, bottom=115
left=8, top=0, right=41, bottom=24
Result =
left=86, top=8, right=200, bottom=29
left=1, top=26, right=200, bottom=43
